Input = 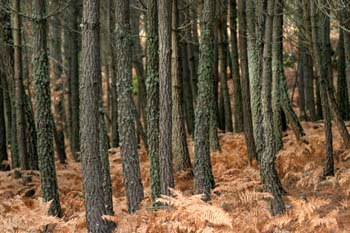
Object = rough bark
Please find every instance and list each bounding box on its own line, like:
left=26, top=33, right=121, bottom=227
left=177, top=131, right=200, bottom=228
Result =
left=260, top=0, right=285, bottom=215
left=171, top=0, right=192, bottom=172
left=238, top=0, right=257, bottom=162
left=146, top=0, right=161, bottom=201
left=109, top=0, right=120, bottom=148
left=80, top=0, right=112, bottom=231
left=32, top=0, right=61, bottom=216
left=115, top=0, right=144, bottom=212
left=158, top=0, right=175, bottom=195
left=194, top=0, right=216, bottom=200
left=309, top=0, right=334, bottom=176
left=246, top=0, right=265, bottom=161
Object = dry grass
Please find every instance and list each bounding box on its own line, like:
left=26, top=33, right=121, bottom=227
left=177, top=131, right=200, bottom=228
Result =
left=1, top=121, right=350, bottom=232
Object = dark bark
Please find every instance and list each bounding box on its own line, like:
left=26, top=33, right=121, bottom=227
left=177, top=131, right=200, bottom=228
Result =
left=194, top=0, right=216, bottom=200
left=171, top=0, right=192, bottom=172
left=158, top=0, right=175, bottom=195
left=0, top=71, right=7, bottom=163
left=63, top=0, right=80, bottom=161
left=24, top=95, right=38, bottom=170
left=32, top=0, right=61, bottom=216
left=12, top=0, right=28, bottom=170
left=260, top=0, right=285, bottom=215
left=115, top=0, right=144, bottom=212
left=238, top=0, right=257, bottom=162
left=309, top=0, right=334, bottom=176
left=49, top=0, right=67, bottom=164
left=336, top=30, right=350, bottom=120
left=80, top=0, right=112, bottom=231
left=217, top=0, right=233, bottom=132
left=109, top=0, right=120, bottom=148
left=146, top=0, right=161, bottom=201
left=229, top=0, right=244, bottom=133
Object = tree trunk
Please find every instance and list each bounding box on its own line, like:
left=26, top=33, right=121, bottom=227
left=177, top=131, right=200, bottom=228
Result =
left=12, top=0, right=28, bottom=170
left=218, top=0, right=233, bottom=132
left=171, top=0, right=192, bottom=172
left=309, top=0, right=334, bottom=176
left=194, top=0, right=216, bottom=200
left=336, top=30, right=350, bottom=120
left=80, top=0, right=112, bottom=231
left=0, top=71, right=7, bottom=164
left=109, top=0, right=120, bottom=148
left=246, top=0, right=265, bottom=161
left=24, top=95, right=38, bottom=170
left=115, top=0, right=144, bottom=212
left=32, top=0, right=61, bottom=216
left=158, top=0, right=175, bottom=195
left=260, top=0, right=285, bottom=215
left=237, top=0, right=257, bottom=162
left=63, top=1, right=80, bottom=161
left=146, top=0, right=161, bottom=201
left=229, top=0, right=244, bottom=133
left=49, top=0, right=67, bottom=164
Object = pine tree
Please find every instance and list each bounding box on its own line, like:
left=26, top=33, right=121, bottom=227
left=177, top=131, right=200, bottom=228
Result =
left=32, top=0, right=61, bottom=216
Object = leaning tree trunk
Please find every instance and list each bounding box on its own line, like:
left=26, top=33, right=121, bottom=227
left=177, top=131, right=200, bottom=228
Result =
left=32, top=0, right=61, bottom=216
left=158, top=0, right=175, bottom=195
left=309, top=0, right=334, bottom=176
left=194, top=0, right=216, bottom=200
left=115, top=0, right=144, bottom=212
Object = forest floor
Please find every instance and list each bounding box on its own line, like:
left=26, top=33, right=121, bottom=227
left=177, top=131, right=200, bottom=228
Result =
left=1, top=120, right=350, bottom=232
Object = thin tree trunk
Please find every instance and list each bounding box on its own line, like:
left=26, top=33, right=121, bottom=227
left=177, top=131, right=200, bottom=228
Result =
left=109, top=0, right=119, bottom=148
left=238, top=0, right=257, bottom=162
left=171, top=0, right=192, bottom=172
left=12, top=0, right=28, bottom=170
left=229, top=0, right=244, bottom=133
left=0, top=71, right=7, bottom=164
left=146, top=0, right=161, bottom=201
left=309, top=0, right=334, bottom=176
